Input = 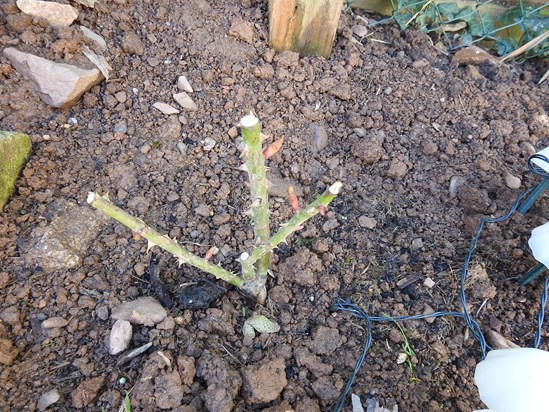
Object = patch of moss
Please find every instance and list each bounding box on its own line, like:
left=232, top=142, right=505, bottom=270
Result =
left=0, top=131, right=32, bottom=211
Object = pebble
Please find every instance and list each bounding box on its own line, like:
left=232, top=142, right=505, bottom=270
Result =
left=228, top=126, right=238, bottom=138
left=424, top=277, right=435, bottom=288
left=503, top=171, right=521, bottom=189
left=195, top=204, right=211, bottom=217
left=449, top=175, right=466, bottom=198
left=387, top=158, right=408, bottom=180
left=309, top=123, right=328, bottom=153
left=96, top=306, right=109, bottom=320
left=176, top=76, right=193, bottom=93
left=351, top=24, right=368, bottom=37
left=114, top=91, right=127, bottom=103
left=3, top=48, right=103, bottom=109
left=173, top=92, right=198, bottom=111
left=111, top=296, right=167, bottom=326
left=322, top=219, right=340, bottom=232
left=37, top=389, right=60, bottom=411
left=178, top=115, right=188, bottom=124
left=358, top=216, right=377, bottom=229
left=153, top=102, right=179, bottom=115
left=109, top=319, right=132, bottom=355
left=202, top=137, right=216, bottom=151
left=42, top=317, right=68, bottom=328
left=423, top=304, right=436, bottom=324
left=167, top=193, right=179, bottom=202
left=121, top=31, right=144, bottom=55
left=16, top=0, right=78, bottom=27
left=113, top=122, right=128, bottom=133
left=229, top=18, right=254, bottom=44
left=140, top=144, right=151, bottom=154
left=176, top=142, right=187, bottom=155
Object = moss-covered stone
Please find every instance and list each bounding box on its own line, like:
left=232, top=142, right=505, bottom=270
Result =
left=0, top=131, right=32, bottom=211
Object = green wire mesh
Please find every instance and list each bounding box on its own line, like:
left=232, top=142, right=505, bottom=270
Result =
left=348, top=0, right=548, bottom=58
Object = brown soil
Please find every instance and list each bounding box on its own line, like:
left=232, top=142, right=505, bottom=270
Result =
left=1, top=0, right=548, bottom=411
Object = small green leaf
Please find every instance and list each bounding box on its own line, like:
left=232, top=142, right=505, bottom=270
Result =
left=243, top=315, right=280, bottom=338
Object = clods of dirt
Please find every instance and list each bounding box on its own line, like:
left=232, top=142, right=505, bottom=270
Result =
left=0, top=0, right=548, bottom=411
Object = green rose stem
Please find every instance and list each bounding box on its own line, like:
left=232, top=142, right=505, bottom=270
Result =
left=240, top=114, right=271, bottom=283
left=87, top=192, right=243, bottom=288
left=239, top=181, right=342, bottom=301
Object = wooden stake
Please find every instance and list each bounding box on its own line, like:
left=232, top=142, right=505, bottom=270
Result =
left=268, top=0, right=344, bottom=58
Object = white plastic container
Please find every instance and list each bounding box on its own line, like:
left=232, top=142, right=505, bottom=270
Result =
left=529, top=221, right=549, bottom=268
left=531, top=146, right=549, bottom=173
left=474, top=348, right=549, bottom=412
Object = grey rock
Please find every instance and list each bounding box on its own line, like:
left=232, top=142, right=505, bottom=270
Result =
left=37, top=389, right=60, bottom=411
left=111, top=296, right=167, bottom=326
left=173, top=92, right=198, bottom=111
left=176, top=76, right=193, bottom=93
left=16, top=0, right=78, bottom=27
left=503, top=171, right=521, bottom=189
left=109, top=319, right=132, bottom=355
left=80, top=26, right=107, bottom=52
left=309, top=123, right=329, bottom=153
left=153, top=102, right=179, bottom=115
left=3, top=48, right=103, bottom=108
left=23, top=200, right=106, bottom=273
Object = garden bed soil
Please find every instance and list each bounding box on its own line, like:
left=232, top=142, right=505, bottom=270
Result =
left=1, top=0, right=548, bottom=411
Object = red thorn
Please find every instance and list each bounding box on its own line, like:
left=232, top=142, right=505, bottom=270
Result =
left=204, top=246, right=217, bottom=261
left=319, top=206, right=327, bottom=216
left=263, top=138, right=284, bottom=159
left=133, top=232, right=142, bottom=241
left=288, top=185, right=300, bottom=213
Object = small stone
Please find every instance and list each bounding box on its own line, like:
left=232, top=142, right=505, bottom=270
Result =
left=37, top=388, right=60, bottom=411
left=309, top=123, right=328, bottom=153
left=173, top=92, right=198, bottom=111
left=195, top=204, right=210, bottom=217
left=140, top=144, right=152, bottom=154
left=423, top=304, right=436, bottom=324
left=423, top=141, right=438, bottom=155
left=503, top=171, right=521, bottom=189
left=353, top=127, right=366, bottom=137
left=229, top=18, right=254, bottom=44
left=412, top=58, right=429, bottom=68
left=424, top=277, right=435, bottom=288
left=121, top=31, right=144, bottom=55
left=153, top=102, right=179, bottom=115
left=114, top=91, right=127, bottom=103
left=3, top=48, right=103, bottom=109
left=167, top=193, right=179, bottom=202
left=176, top=142, right=187, bottom=155
left=177, top=76, right=193, bottom=93
left=228, top=126, right=238, bottom=138
left=358, top=216, right=376, bottom=229
left=16, top=0, right=78, bottom=27
left=449, top=176, right=466, bottom=199
left=109, top=319, right=132, bottom=355
left=351, top=24, right=368, bottom=37
left=80, top=26, right=107, bottom=52
left=42, top=317, right=68, bottom=328
left=96, top=306, right=109, bottom=320
left=71, top=377, right=105, bottom=408
left=487, top=330, right=520, bottom=350
left=1, top=306, right=20, bottom=325
left=111, top=296, right=167, bottom=326
left=453, top=46, right=499, bottom=66
left=113, top=122, right=127, bottom=133
left=203, top=137, right=216, bottom=151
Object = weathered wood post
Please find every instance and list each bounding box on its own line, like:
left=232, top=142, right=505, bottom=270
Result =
left=268, top=0, right=344, bottom=58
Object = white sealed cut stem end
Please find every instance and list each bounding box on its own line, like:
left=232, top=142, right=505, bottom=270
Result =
left=531, top=146, right=549, bottom=173
left=474, top=348, right=549, bottom=412
left=529, top=221, right=549, bottom=267
left=240, top=252, right=249, bottom=261
left=240, top=113, right=259, bottom=129
left=87, top=192, right=96, bottom=204
left=329, top=181, right=343, bottom=195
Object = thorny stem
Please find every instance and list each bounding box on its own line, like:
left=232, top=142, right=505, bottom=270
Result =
left=248, top=182, right=342, bottom=268
left=240, top=114, right=270, bottom=281
left=87, top=192, right=244, bottom=288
